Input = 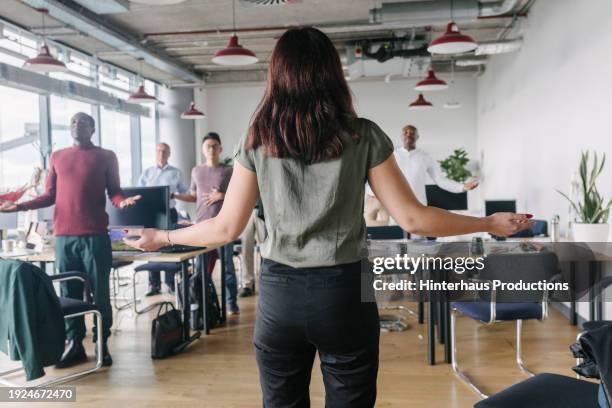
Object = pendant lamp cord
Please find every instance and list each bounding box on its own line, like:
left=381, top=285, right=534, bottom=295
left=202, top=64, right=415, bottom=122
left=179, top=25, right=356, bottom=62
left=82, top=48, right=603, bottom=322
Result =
left=232, top=0, right=236, bottom=35
left=41, top=9, right=46, bottom=44
left=450, top=0, right=454, bottom=21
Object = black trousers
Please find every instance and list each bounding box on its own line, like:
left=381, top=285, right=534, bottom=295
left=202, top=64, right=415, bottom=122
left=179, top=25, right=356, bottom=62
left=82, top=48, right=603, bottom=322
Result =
left=254, top=259, right=380, bottom=408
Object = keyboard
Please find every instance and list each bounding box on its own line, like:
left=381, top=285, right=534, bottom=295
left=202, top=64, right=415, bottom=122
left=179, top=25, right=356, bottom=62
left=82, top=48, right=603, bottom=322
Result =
left=159, top=245, right=206, bottom=253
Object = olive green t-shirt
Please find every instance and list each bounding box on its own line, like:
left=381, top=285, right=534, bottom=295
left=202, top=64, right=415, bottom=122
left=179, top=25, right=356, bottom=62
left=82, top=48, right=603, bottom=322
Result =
left=234, top=118, right=394, bottom=268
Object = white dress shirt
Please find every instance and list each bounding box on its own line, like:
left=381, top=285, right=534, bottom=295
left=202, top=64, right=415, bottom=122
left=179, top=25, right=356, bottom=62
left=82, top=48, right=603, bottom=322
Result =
left=394, top=147, right=464, bottom=204
left=137, top=164, right=188, bottom=208
left=366, top=147, right=464, bottom=205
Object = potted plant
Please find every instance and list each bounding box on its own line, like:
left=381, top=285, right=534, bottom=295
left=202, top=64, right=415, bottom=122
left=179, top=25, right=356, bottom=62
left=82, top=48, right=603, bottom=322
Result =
left=439, top=148, right=473, bottom=182
left=558, top=151, right=611, bottom=242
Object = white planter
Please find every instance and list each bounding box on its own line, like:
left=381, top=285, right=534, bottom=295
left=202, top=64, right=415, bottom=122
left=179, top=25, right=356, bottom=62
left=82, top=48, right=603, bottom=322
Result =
left=571, top=223, right=610, bottom=242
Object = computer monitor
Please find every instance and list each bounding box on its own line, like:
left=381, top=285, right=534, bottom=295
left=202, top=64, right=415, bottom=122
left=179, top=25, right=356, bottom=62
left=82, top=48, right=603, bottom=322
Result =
left=0, top=212, right=18, bottom=230
left=485, top=200, right=517, bottom=216
left=425, top=185, right=468, bottom=211
left=106, top=186, right=170, bottom=229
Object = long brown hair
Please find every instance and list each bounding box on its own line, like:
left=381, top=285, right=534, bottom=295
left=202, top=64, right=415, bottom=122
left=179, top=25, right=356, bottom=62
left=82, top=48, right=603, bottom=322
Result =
left=246, top=27, right=357, bottom=164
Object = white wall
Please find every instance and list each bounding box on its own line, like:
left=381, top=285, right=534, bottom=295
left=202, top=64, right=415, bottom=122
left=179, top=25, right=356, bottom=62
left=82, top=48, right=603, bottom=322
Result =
left=194, top=76, right=479, bottom=182
left=477, top=0, right=612, bottom=231
left=476, top=0, right=612, bottom=321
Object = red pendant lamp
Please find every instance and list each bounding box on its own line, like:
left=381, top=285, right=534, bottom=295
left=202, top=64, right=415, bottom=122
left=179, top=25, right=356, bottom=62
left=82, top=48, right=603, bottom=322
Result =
left=23, top=9, right=69, bottom=73
left=415, top=69, right=448, bottom=91
left=409, top=94, right=433, bottom=110
left=212, top=0, right=258, bottom=66
left=127, top=59, right=159, bottom=104
left=428, top=21, right=478, bottom=55
left=128, top=84, right=158, bottom=104
left=181, top=101, right=206, bottom=119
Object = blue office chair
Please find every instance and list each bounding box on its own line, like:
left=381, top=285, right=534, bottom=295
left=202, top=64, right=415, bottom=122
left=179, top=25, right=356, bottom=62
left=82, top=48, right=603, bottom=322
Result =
left=451, top=252, right=561, bottom=399
left=366, top=225, right=406, bottom=240
left=511, top=219, right=548, bottom=238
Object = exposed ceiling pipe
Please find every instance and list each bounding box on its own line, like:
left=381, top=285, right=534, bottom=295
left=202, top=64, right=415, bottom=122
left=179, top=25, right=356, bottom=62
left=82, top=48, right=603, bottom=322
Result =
left=362, top=43, right=429, bottom=63
left=479, top=0, right=522, bottom=17
left=369, top=0, right=523, bottom=24
left=20, top=0, right=202, bottom=83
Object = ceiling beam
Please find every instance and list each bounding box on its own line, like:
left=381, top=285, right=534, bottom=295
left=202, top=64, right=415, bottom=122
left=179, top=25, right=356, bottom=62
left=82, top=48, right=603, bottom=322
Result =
left=20, top=0, right=202, bottom=83
left=70, top=0, right=130, bottom=14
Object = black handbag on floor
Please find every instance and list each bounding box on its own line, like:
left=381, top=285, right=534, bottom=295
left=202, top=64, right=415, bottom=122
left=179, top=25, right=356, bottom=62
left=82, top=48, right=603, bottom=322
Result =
left=151, top=302, right=182, bottom=359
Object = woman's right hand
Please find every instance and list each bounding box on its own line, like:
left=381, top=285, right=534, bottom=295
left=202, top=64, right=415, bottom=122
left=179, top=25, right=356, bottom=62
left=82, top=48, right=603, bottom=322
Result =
left=123, top=228, right=166, bottom=251
left=486, top=213, right=533, bottom=237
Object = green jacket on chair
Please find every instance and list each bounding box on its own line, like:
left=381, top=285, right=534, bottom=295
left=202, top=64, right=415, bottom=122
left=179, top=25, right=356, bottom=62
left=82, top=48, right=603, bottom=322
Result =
left=0, top=260, right=65, bottom=381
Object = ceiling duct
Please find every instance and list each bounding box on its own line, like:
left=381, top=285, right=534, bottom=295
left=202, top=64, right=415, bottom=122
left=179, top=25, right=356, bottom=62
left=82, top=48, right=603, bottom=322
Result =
left=361, top=42, right=429, bottom=63
left=475, top=39, right=522, bottom=55
left=369, top=0, right=522, bottom=25
left=239, top=0, right=301, bottom=6
left=70, top=0, right=130, bottom=14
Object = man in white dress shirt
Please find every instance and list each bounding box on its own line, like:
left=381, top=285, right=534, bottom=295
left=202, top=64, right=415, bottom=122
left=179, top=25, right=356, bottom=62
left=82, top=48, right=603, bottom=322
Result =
left=137, top=142, right=188, bottom=296
left=365, top=124, right=478, bottom=224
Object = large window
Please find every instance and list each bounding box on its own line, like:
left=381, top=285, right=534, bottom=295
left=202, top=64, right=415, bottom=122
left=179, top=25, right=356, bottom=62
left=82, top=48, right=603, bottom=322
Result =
left=50, top=95, right=94, bottom=151
left=0, top=26, right=37, bottom=67
left=140, top=81, right=157, bottom=170
left=0, top=85, right=42, bottom=190
left=0, top=18, right=160, bottom=194
left=100, top=107, right=132, bottom=185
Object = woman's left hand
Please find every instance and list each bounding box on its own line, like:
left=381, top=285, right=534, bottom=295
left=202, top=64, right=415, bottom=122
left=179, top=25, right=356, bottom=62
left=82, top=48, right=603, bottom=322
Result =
left=123, top=228, right=166, bottom=251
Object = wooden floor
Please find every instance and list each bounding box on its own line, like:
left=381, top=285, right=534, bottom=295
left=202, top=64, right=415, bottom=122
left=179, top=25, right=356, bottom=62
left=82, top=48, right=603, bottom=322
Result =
left=0, top=272, right=583, bottom=408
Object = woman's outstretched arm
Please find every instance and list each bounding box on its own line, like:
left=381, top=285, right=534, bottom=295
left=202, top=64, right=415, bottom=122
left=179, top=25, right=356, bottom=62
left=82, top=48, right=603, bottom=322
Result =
left=367, top=156, right=532, bottom=237
left=126, top=162, right=258, bottom=251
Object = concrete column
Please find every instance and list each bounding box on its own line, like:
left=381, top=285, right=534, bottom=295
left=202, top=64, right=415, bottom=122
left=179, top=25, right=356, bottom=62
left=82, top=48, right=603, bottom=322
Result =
left=157, top=86, right=196, bottom=216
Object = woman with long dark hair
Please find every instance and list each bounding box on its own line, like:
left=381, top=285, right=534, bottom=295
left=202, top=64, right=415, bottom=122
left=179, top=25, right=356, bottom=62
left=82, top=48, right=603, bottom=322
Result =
left=127, top=27, right=531, bottom=408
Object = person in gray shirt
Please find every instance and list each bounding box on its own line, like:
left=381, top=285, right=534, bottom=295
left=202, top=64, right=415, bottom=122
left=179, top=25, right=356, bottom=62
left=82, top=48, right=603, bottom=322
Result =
left=137, top=142, right=188, bottom=296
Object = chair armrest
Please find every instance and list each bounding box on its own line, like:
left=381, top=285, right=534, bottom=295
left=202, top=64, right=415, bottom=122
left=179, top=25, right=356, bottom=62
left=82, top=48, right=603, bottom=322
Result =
left=597, top=276, right=612, bottom=292
left=467, top=276, right=497, bottom=323
left=50, top=271, right=92, bottom=303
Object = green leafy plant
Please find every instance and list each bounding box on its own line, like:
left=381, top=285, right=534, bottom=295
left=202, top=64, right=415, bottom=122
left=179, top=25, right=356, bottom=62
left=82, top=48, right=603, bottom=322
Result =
left=220, top=157, right=233, bottom=166
left=558, top=151, right=611, bottom=224
left=439, top=148, right=473, bottom=182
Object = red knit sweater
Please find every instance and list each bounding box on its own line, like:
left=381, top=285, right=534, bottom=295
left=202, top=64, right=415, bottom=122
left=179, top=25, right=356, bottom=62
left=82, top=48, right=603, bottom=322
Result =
left=16, top=145, right=125, bottom=236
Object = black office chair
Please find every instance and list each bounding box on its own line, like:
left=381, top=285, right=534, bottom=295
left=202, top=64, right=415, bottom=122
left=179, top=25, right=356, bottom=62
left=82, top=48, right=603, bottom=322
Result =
left=575, top=276, right=612, bottom=379
left=132, top=262, right=181, bottom=314
left=474, top=373, right=600, bottom=408
left=451, top=252, right=561, bottom=398
left=0, top=267, right=103, bottom=387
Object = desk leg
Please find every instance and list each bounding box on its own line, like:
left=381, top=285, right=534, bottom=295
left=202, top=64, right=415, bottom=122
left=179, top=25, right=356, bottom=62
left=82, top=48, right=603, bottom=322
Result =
left=175, top=259, right=201, bottom=353
left=181, top=260, right=190, bottom=341
left=443, top=297, right=451, bottom=364
left=220, top=247, right=227, bottom=323
left=200, top=254, right=210, bottom=335
left=569, top=262, right=577, bottom=326
left=428, top=298, right=436, bottom=365
left=589, top=261, right=596, bottom=322
left=418, top=301, right=424, bottom=324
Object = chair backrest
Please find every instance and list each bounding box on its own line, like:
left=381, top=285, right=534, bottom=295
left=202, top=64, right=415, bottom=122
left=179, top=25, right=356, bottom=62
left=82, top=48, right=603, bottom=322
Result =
left=477, top=251, right=559, bottom=303
left=366, top=225, right=405, bottom=240
left=512, top=219, right=548, bottom=238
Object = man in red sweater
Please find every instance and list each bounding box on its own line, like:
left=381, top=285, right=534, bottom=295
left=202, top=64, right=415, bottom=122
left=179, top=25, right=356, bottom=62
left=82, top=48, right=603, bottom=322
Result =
left=0, top=112, right=140, bottom=368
